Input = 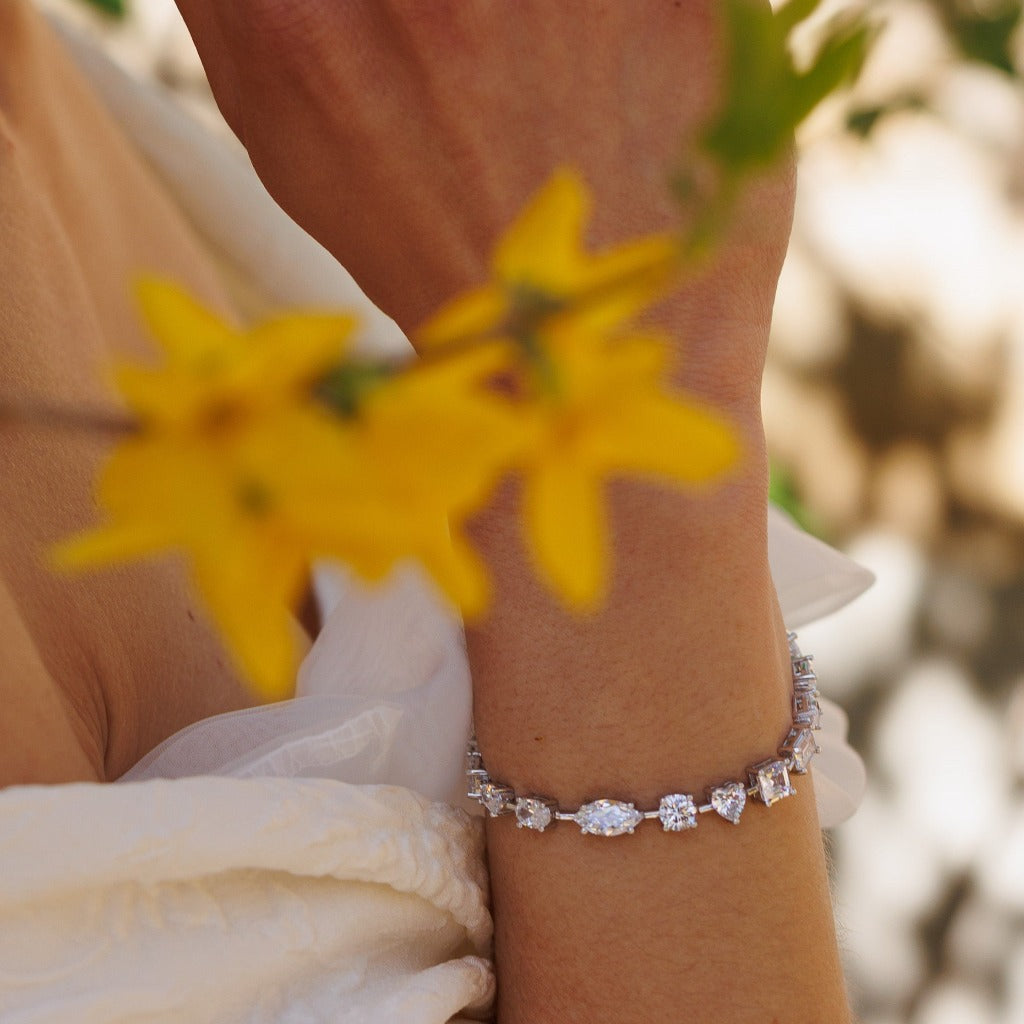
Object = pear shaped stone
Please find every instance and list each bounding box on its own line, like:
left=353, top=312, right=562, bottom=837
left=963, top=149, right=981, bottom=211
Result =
left=709, top=782, right=746, bottom=825
left=480, top=782, right=513, bottom=816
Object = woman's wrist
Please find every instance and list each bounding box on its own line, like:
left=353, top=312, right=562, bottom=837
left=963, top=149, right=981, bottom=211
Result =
left=465, top=407, right=789, bottom=807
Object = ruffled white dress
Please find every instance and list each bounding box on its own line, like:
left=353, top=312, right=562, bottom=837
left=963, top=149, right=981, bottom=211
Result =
left=0, top=21, right=874, bottom=1024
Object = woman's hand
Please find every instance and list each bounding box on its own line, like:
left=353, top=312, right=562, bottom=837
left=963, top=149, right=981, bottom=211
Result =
left=174, top=0, right=791, bottom=409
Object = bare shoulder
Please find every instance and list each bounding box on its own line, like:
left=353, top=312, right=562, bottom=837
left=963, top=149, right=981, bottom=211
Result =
left=0, top=572, right=103, bottom=786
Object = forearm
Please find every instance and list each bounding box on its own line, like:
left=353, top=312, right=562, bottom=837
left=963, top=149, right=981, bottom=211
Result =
left=468, top=414, right=852, bottom=1023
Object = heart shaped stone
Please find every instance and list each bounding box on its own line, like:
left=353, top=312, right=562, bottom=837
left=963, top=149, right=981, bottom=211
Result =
left=709, top=782, right=747, bottom=825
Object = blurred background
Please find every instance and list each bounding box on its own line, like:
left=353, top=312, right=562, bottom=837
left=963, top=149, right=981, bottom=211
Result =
left=35, top=0, right=1024, bottom=1020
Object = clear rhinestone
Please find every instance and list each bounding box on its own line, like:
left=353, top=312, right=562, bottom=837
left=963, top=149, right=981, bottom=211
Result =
left=791, top=655, right=814, bottom=679
left=781, top=727, right=819, bottom=773
left=793, top=690, right=822, bottom=728
left=466, top=769, right=489, bottom=799
left=658, top=793, right=698, bottom=832
left=480, top=782, right=514, bottom=816
left=750, top=759, right=796, bottom=806
left=575, top=799, right=644, bottom=836
left=788, top=633, right=801, bottom=657
left=708, top=782, right=746, bottom=824
left=515, top=797, right=555, bottom=832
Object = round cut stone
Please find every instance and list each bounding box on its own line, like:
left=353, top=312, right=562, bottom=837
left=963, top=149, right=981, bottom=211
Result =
left=709, top=782, right=746, bottom=825
left=575, top=799, right=644, bottom=836
left=658, top=793, right=698, bottom=832
left=515, top=797, right=554, bottom=832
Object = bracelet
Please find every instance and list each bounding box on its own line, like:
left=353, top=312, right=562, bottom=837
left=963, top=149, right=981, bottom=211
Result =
left=466, top=632, right=822, bottom=836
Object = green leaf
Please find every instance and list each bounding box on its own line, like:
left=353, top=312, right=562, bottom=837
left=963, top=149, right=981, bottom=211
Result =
left=769, top=462, right=820, bottom=538
left=78, top=0, right=128, bottom=19
left=846, top=95, right=927, bottom=139
left=700, top=0, right=874, bottom=175
left=774, top=0, right=824, bottom=37
left=951, top=4, right=1021, bottom=76
left=314, top=361, right=396, bottom=418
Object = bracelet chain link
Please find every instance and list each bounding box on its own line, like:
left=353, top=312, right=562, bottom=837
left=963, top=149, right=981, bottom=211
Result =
left=466, top=632, right=822, bottom=836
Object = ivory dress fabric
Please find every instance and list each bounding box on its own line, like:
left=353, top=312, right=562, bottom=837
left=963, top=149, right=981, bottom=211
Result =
left=0, top=9, right=873, bottom=1022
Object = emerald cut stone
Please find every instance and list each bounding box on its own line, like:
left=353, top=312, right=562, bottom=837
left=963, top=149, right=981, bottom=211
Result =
left=466, top=770, right=488, bottom=799
left=791, top=655, right=815, bottom=679
left=751, top=759, right=796, bottom=806
left=781, top=727, right=819, bottom=773
left=793, top=691, right=822, bottom=729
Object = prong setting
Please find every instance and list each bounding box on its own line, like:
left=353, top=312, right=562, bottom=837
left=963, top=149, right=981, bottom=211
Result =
left=466, top=632, right=824, bottom=836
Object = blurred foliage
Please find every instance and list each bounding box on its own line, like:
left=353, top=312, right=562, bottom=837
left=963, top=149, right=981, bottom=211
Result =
left=845, top=93, right=927, bottom=137
left=935, top=0, right=1023, bottom=75
left=702, top=0, right=874, bottom=174
left=769, top=462, right=819, bottom=536
left=77, top=0, right=127, bottom=18
left=847, top=0, right=1022, bottom=137
left=673, top=0, right=873, bottom=252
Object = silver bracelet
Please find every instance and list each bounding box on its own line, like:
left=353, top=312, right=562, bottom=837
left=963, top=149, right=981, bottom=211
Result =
left=466, top=632, right=823, bottom=836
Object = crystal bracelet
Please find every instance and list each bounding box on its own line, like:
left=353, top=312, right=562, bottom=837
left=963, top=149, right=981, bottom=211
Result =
left=466, top=632, right=823, bottom=836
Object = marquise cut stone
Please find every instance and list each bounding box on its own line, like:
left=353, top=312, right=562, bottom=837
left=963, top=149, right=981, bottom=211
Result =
left=709, top=782, right=746, bottom=824
left=575, top=799, right=644, bottom=836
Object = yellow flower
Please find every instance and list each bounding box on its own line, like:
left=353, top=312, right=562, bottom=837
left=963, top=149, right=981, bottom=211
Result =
left=118, top=277, right=357, bottom=426
left=516, top=326, right=741, bottom=609
left=416, top=168, right=680, bottom=348
left=415, top=167, right=739, bottom=610
left=56, top=282, right=522, bottom=698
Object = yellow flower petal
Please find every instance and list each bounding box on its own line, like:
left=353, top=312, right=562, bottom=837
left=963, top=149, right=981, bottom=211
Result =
left=416, top=286, right=508, bottom=350
left=417, top=532, right=492, bottom=620
left=494, top=167, right=589, bottom=291
left=568, top=234, right=680, bottom=333
left=582, top=392, right=742, bottom=484
left=522, top=456, right=609, bottom=610
left=245, top=312, right=356, bottom=389
left=191, top=537, right=307, bottom=701
left=51, top=522, right=175, bottom=570
left=134, top=277, right=243, bottom=367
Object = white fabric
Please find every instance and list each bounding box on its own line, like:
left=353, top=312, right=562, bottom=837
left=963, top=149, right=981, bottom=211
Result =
left=0, top=18, right=873, bottom=1024
left=0, top=779, right=493, bottom=1024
